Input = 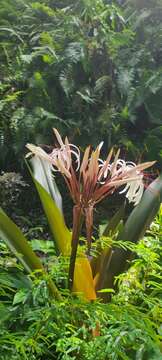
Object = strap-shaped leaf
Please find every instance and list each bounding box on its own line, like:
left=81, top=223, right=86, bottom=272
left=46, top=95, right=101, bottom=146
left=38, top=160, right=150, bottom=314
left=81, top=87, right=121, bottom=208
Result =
left=0, top=208, right=60, bottom=299
left=32, top=177, right=71, bottom=255
left=100, top=175, right=162, bottom=292
left=27, top=159, right=71, bottom=256
left=120, top=175, right=162, bottom=242
left=0, top=208, right=43, bottom=272
left=30, top=156, right=63, bottom=214
left=102, top=203, right=125, bottom=236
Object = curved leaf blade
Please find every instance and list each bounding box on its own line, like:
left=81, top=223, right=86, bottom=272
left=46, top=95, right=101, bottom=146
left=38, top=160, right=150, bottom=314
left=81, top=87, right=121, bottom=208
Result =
left=0, top=208, right=43, bottom=272
left=32, top=177, right=71, bottom=255
left=27, top=159, right=71, bottom=256
left=0, top=208, right=61, bottom=299
left=30, top=156, right=63, bottom=214
left=100, top=175, right=162, bottom=292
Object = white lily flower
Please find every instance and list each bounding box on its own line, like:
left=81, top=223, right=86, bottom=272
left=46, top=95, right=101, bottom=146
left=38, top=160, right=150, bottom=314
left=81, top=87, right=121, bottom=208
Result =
left=49, top=140, right=80, bottom=174
left=119, top=171, right=144, bottom=205
left=99, top=158, right=146, bottom=205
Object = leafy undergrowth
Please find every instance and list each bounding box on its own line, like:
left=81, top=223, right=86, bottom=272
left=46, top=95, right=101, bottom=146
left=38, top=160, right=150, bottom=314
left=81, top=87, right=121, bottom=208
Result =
left=0, top=214, right=162, bottom=360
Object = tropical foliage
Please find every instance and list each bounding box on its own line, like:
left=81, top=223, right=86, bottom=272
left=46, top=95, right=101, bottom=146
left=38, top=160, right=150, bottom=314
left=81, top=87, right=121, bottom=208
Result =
left=0, top=1, right=162, bottom=359
left=1, top=0, right=162, bottom=170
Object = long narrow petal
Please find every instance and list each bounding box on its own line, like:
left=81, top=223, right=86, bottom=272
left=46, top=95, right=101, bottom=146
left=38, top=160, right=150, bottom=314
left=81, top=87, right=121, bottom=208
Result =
left=80, top=146, right=91, bottom=175
left=98, top=147, right=113, bottom=181
left=53, top=128, right=64, bottom=147
left=26, top=144, right=50, bottom=160
left=87, top=142, right=103, bottom=184
left=111, top=149, right=120, bottom=177
left=93, top=177, right=141, bottom=203
left=55, top=157, right=71, bottom=178
left=126, top=161, right=156, bottom=176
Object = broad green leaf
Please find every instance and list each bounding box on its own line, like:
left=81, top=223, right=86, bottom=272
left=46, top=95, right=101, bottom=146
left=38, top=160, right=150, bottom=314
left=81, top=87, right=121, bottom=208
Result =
left=30, top=156, right=63, bottom=214
left=13, top=288, right=29, bottom=305
left=0, top=208, right=44, bottom=273
left=120, top=175, right=162, bottom=242
left=31, top=239, right=55, bottom=254
left=0, top=208, right=60, bottom=299
left=100, top=175, right=162, bottom=292
left=31, top=176, right=71, bottom=255
left=0, top=304, right=11, bottom=322
left=0, top=271, right=31, bottom=290
left=27, top=159, right=71, bottom=255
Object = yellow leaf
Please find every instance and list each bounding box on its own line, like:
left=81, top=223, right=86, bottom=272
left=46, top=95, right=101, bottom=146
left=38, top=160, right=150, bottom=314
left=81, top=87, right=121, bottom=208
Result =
left=73, top=257, right=96, bottom=300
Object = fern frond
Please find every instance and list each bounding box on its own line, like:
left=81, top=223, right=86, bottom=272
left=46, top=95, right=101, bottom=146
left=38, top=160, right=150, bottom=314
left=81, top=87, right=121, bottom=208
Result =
left=94, top=76, right=112, bottom=97
left=117, top=68, right=135, bottom=96
left=64, top=42, right=84, bottom=64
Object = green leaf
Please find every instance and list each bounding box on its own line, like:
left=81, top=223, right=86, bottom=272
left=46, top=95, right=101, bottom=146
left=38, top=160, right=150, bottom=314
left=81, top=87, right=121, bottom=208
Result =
left=27, top=159, right=71, bottom=256
left=120, top=175, right=162, bottom=242
left=0, top=208, right=61, bottom=299
left=30, top=156, right=63, bottom=214
left=0, top=208, right=44, bottom=273
left=102, top=203, right=125, bottom=236
left=13, top=288, right=29, bottom=305
left=76, top=90, right=95, bottom=104
left=0, top=304, right=11, bottom=322
left=97, top=288, right=115, bottom=293
left=0, top=271, right=31, bottom=290
left=31, top=239, right=55, bottom=254
left=101, top=175, right=162, bottom=291
left=0, top=27, right=24, bottom=43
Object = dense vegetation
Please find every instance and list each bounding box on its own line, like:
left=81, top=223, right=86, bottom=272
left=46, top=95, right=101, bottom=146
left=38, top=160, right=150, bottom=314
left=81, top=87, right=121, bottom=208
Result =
left=1, top=0, right=162, bottom=170
left=0, top=1, right=162, bottom=359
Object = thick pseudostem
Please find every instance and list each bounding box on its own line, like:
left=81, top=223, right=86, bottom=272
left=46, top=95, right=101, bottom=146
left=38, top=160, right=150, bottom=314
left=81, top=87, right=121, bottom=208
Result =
left=68, top=205, right=83, bottom=290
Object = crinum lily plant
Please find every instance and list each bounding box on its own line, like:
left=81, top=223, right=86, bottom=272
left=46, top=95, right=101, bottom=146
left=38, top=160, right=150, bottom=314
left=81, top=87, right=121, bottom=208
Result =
left=26, top=129, right=155, bottom=294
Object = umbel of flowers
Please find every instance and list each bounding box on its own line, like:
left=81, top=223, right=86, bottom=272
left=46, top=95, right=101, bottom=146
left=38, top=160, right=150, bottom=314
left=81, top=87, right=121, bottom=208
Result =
left=26, top=129, right=155, bottom=289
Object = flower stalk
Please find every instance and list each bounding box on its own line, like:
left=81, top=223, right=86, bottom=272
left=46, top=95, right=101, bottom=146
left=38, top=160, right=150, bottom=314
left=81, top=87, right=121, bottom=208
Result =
left=68, top=205, right=83, bottom=290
